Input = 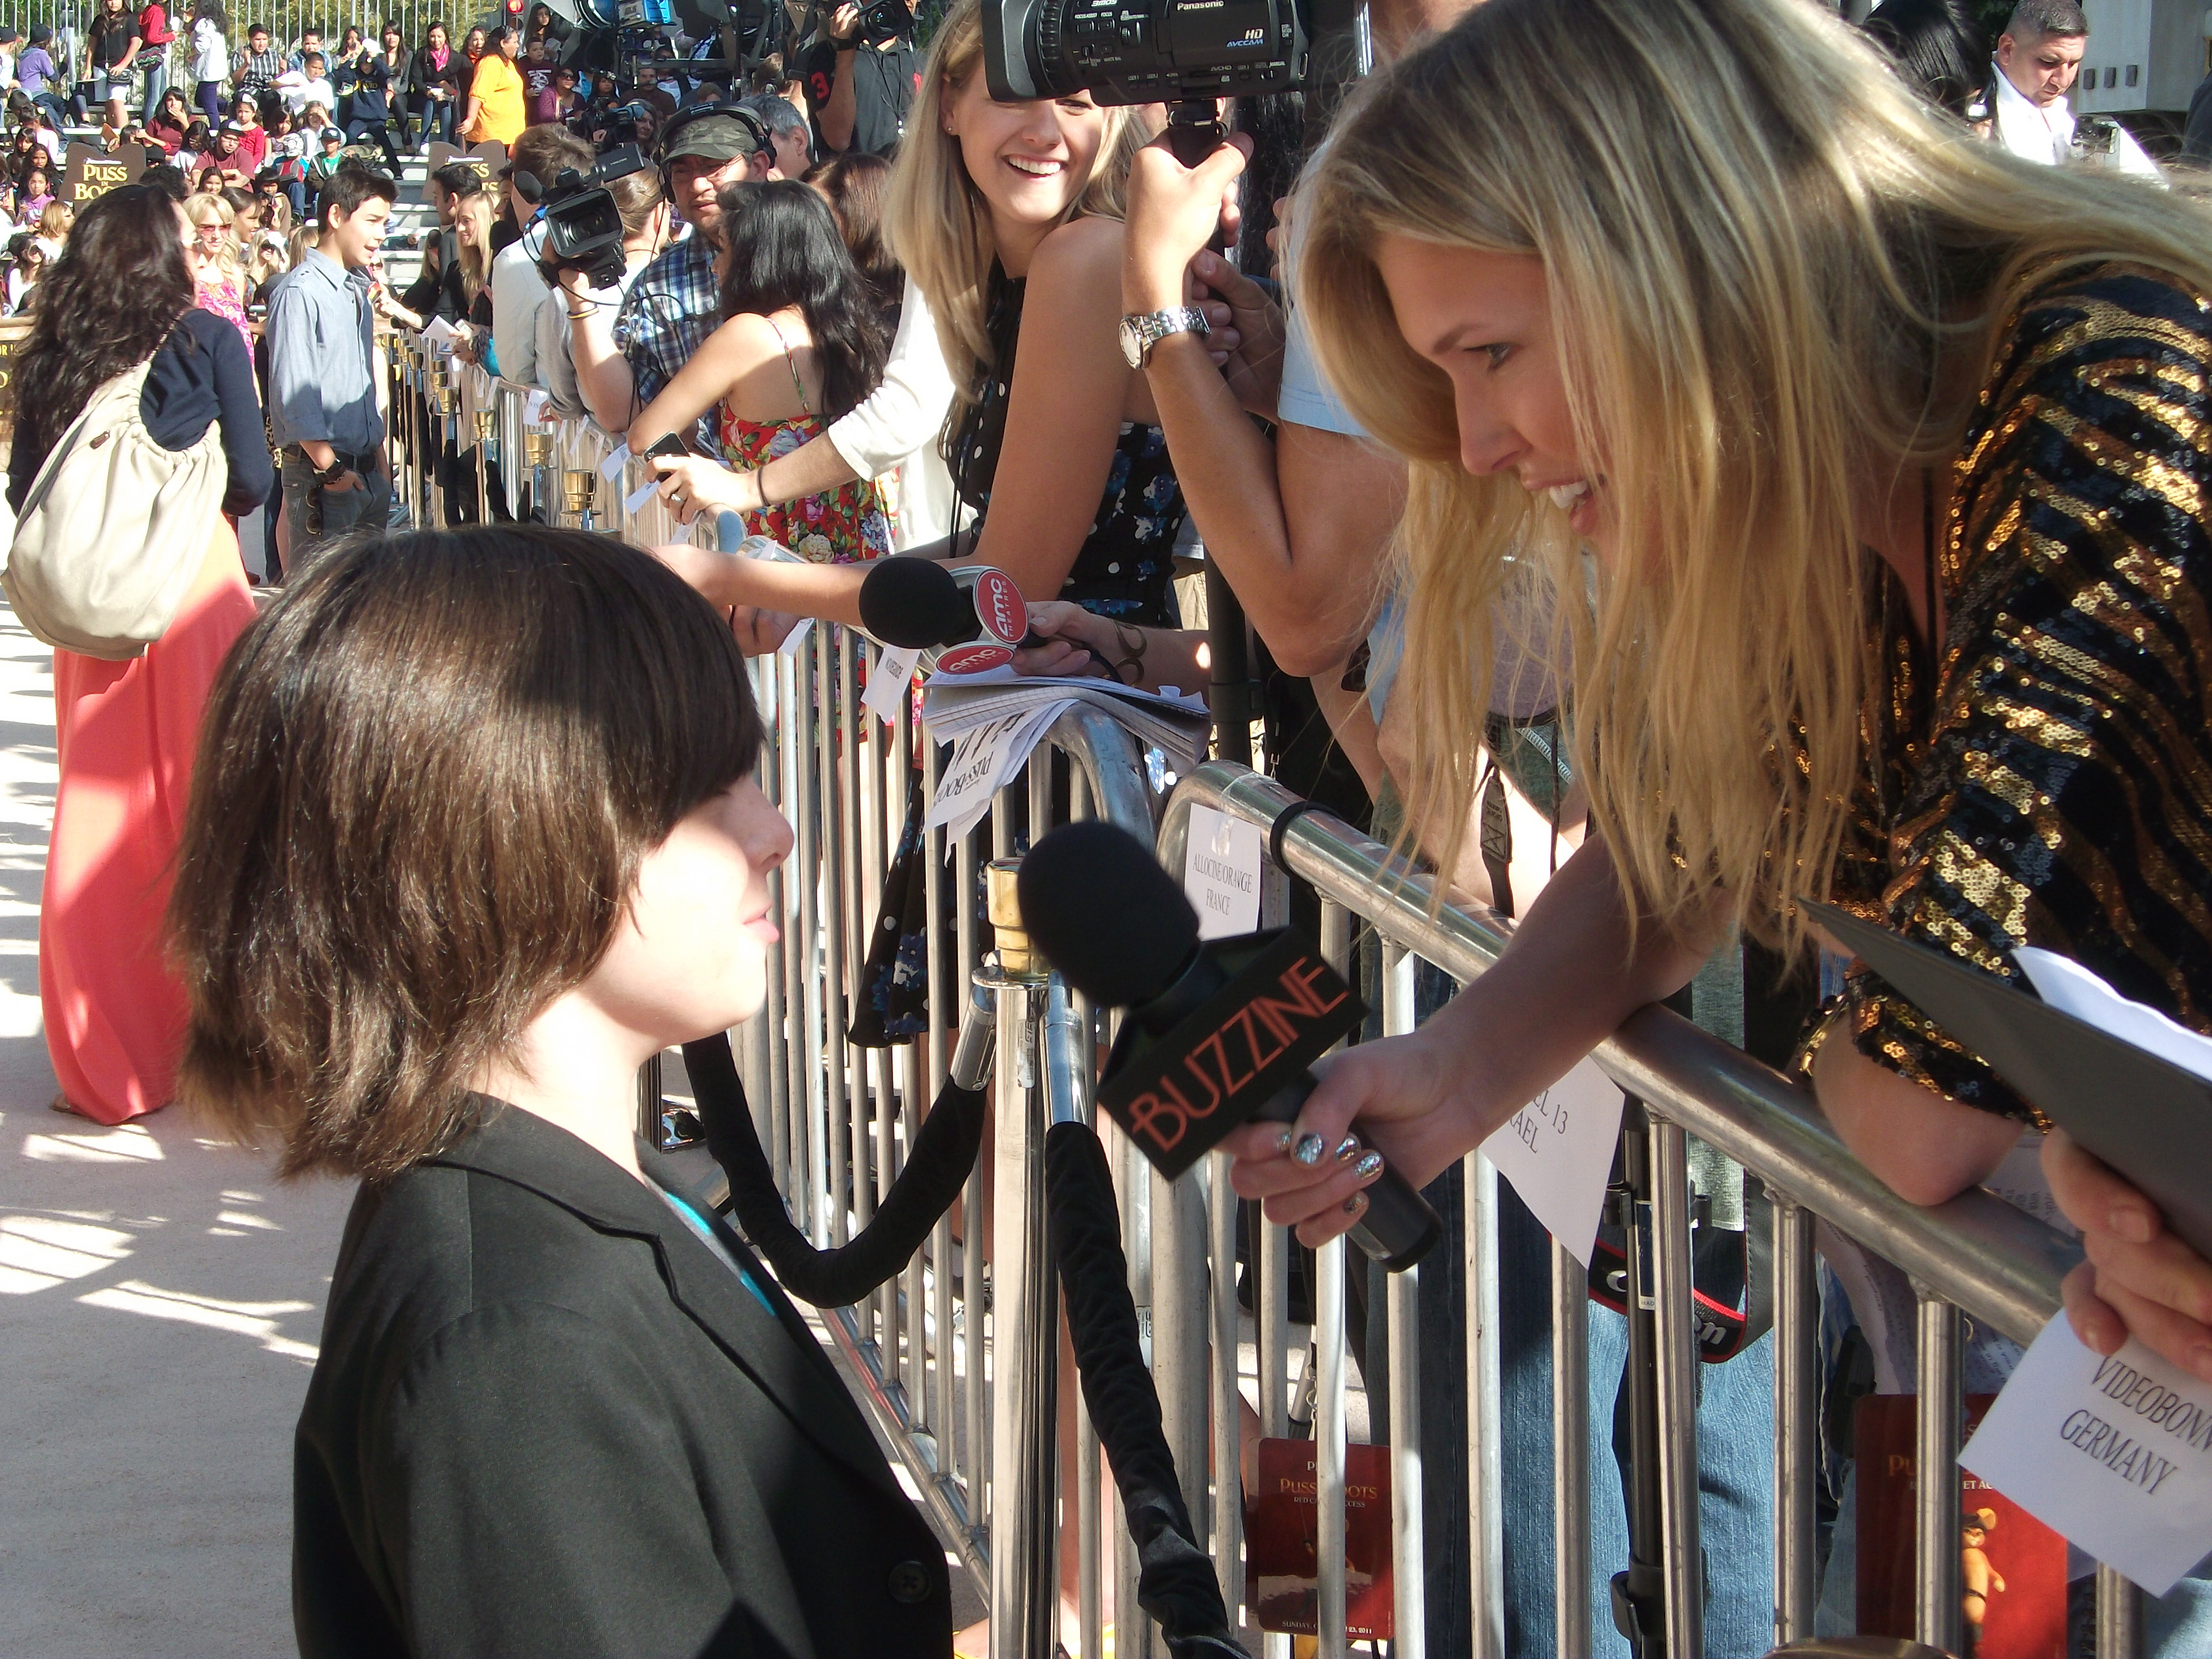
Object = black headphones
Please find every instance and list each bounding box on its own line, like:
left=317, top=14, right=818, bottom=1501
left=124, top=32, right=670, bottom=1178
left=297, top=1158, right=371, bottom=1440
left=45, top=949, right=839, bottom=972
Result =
left=655, top=100, right=771, bottom=175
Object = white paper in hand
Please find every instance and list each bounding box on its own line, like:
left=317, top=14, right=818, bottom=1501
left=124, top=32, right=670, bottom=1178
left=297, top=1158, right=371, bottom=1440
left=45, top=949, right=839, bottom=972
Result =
left=1182, top=803, right=1262, bottom=940
left=1961, top=1317, right=2212, bottom=1595
left=523, top=389, right=549, bottom=425
left=623, top=476, right=660, bottom=516
left=926, top=701, right=1072, bottom=838
left=863, top=645, right=921, bottom=726
left=1478, top=1056, right=1625, bottom=1267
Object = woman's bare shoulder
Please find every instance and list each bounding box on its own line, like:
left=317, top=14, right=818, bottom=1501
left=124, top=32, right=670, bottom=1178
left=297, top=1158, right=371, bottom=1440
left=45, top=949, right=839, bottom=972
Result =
left=1027, top=213, right=1125, bottom=294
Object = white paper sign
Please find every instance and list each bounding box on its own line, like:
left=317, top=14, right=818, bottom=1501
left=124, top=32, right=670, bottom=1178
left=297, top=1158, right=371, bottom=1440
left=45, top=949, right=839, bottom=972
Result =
left=864, top=644, right=921, bottom=726
left=523, top=389, right=549, bottom=424
left=623, top=476, right=661, bottom=516
left=926, top=701, right=1070, bottom=838
left=1182, top=802, right=1263, bottom=940
left=597, top=440, right=633, bottom=483
left=1961, top=1318, right=2212, bottom=1595
left=1478, top=1056, right=1625, bottom=1267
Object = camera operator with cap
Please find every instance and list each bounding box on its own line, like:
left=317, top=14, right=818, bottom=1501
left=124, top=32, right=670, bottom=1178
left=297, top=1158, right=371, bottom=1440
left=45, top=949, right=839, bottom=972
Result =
left=606, top=105, right=771, bottom=450
left=802, top=0, right=916, bottom=158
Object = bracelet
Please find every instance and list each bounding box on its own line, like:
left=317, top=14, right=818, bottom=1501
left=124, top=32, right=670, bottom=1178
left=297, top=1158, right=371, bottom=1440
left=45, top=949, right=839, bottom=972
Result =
left=1109, top=620, right=1147, bottom=686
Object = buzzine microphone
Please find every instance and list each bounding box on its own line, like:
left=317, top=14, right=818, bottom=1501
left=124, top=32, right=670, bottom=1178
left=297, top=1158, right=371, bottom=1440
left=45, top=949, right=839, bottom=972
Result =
left=1018, top=821, right=1442, bottom=1271
left=857, top=557, right=1035, bottom=674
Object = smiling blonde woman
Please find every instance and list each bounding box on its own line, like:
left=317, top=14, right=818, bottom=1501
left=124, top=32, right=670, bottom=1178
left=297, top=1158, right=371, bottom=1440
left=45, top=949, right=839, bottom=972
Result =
left=1226, top=0, right=2212, bottom=1577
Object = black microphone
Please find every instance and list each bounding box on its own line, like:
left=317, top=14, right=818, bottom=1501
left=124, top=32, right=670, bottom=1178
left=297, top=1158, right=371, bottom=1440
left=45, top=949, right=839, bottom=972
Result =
left=856, top=556, right=1040, bottom=671
left=1018, top=821, right=1442, bottom=1271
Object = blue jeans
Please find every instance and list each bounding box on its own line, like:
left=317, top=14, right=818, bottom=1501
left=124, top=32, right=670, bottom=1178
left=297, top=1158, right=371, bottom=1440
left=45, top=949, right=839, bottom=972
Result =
left=139, top=55, right=164, bottom=118
left=1496, top=1179, right=1778, bottom=1658
left=415, top=92, right=453, bottom=147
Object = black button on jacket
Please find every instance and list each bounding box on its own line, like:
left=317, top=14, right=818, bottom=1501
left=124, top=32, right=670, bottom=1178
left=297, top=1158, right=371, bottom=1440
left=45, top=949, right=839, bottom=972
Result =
left=293, top=1102, right=953, bottom=1658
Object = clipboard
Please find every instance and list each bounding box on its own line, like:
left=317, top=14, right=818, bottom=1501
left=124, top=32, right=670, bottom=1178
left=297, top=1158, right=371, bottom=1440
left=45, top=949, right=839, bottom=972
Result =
left=1805, top=899, right=2212, bottom=1260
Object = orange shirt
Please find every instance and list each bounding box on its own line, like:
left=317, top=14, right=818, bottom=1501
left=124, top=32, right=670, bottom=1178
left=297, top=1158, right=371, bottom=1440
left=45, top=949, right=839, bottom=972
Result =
left=465, top=54, right=525, bottom=147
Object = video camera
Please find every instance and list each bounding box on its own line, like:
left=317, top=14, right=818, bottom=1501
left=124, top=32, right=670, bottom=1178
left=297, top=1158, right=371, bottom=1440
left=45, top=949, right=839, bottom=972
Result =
left=526, top=142, right=653, bottom=289
left=983, top=0, right=1357, bottom=109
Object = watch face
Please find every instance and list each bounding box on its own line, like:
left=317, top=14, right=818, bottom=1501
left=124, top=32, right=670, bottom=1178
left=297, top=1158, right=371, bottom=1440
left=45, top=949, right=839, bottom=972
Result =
left=1118, top=315, right=1146, bottom=369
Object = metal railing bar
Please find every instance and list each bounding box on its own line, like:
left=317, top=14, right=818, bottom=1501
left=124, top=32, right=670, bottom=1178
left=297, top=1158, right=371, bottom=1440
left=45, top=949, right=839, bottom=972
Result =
left=1160, top=763, right=2081, bottom=1347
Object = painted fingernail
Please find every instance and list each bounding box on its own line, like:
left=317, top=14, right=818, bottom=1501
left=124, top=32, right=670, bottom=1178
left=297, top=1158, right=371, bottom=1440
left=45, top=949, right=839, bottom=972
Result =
left=1334, top=1135, right=1361, bottom=1164
left=1343, top=1192, right=1367, bottom=1216
left=1272, top=1128, right=1295, bottom=1156
left=1354, top=1151, right=1385, bottom=1182
left=1293, top=1133, right=1326, bottom=1166
left=2112, top=1207, right=2154, bottom=1243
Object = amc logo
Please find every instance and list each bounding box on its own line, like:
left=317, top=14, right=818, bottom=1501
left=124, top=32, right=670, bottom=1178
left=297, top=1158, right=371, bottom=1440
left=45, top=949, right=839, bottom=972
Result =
left=937, top=641, right=1014, bottom=675
left=971, top=568, right=1026, bottom=646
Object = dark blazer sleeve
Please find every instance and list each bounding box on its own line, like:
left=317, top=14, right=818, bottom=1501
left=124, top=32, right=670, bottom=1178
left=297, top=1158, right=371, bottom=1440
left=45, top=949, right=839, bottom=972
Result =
left=134, top=311, right=275, bottom=518
left=203, top=311, right=275, bottom=517
left=372, top=1302, right=769, bottom=1659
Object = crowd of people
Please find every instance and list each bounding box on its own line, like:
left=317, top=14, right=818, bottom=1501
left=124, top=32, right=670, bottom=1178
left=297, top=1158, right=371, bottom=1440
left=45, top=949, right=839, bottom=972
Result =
left=14, top=0, right=2212, bottom=1653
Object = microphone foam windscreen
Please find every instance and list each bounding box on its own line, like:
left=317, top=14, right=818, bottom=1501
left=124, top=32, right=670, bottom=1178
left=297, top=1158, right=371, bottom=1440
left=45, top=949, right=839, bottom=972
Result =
left=858, top=557, right=973, bottom=649
left=1018, top=822, right=1198, bottom=1009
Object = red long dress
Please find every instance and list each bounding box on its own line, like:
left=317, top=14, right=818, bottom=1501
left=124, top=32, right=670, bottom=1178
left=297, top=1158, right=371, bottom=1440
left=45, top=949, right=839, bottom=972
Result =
left=41, top=517, right=255, bottom=1122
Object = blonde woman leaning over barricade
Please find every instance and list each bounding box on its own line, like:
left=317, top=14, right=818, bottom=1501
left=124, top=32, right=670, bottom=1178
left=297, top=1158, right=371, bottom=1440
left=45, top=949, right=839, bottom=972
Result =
left=1218, top=0, right=2212, bottom=1646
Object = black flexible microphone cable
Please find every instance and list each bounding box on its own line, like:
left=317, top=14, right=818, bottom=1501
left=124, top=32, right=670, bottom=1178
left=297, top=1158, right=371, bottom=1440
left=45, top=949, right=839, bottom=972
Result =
left=1045, top=1119, right=1249, bottom=1658
left=681, top=1000, right=991, bottom=1308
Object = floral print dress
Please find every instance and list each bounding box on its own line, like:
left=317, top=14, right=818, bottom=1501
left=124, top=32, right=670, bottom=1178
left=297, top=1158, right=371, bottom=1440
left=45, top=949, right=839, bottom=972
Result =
left=716, top=315, right=894, bottom=565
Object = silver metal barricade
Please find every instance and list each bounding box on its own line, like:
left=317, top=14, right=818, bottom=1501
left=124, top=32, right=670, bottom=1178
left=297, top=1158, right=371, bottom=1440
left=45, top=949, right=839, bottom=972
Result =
left=1159, top=760, right=2145, bottom=1659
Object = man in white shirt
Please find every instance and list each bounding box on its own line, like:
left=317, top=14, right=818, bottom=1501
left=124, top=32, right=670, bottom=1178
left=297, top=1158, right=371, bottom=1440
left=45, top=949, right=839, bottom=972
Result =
left=1989, top=0, right=2159, bottom=178
left=489, top=124, right=595, bottom=395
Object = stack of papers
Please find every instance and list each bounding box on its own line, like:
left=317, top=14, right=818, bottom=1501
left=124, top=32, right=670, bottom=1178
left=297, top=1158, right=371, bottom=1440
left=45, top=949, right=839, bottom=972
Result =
left=920, top=667, right=1213, bottom=837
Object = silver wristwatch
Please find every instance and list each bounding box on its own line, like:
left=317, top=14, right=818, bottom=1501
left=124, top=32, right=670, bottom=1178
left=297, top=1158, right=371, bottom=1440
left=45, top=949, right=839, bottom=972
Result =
left=1118, top=306, right=1211, bottom=368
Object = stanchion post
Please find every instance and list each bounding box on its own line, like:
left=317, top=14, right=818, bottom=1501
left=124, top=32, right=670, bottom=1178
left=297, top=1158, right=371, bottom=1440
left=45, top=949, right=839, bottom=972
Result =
left=1381, top=943, right=1426, bottom=1659
left=1913, top=1287, right=1964, bottom=1655
left=1649, top=1115, right=1705, bottom=1659
left=980, top=858, right=1059, bottom=1659
left=2096, top=1561, right=2144, bottom=1659
left=1772, top=1190, right=1819, bottom=1645
left=1552, top=1235, right=1592, bottom=1657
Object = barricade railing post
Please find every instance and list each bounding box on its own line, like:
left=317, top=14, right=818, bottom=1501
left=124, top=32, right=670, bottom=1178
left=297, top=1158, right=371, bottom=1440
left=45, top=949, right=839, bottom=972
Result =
left=1465, top=1147, right=1506, bottom=1659
left=1552, top=1233, right=1592, bottom=1656
left=982, top=855, right=1060, bottom=1659
left=1913, top=1286, right=1964, bottom=1654
left=1648, top=1114, right=1706, bottom=1659
left=1381, top=942, right=1426, bottom=1659
left=1208, top=1145, right=1243, bottom=1631
left=765, top=652, right=795, bottom=1202
left=2097, top=1561, right=2145, bottom=1659
left=1317, top=896, right=1352, bottom=1659
left=816, top=623, right=848, bottom=1250
left=784, top=647, right=815, bottom=1223
left=1772, top=1188, right=1819, bottom=1645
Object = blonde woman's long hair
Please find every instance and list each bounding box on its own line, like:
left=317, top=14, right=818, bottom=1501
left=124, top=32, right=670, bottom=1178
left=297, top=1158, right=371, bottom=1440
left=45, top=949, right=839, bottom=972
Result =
left=1300, top=0, right=2212, bottom=956
left=450, top=191, right=496, bottom=308
left=881, top=0, right=1140, bottom=398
